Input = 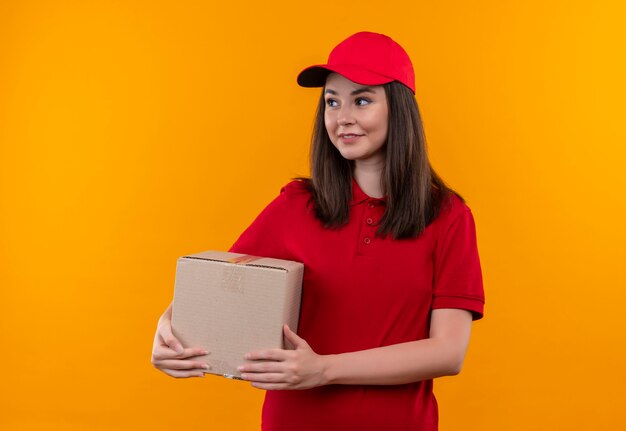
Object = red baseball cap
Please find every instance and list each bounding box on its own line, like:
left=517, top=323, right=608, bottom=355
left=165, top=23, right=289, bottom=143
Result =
left=297, top=31, right=416, bottom=93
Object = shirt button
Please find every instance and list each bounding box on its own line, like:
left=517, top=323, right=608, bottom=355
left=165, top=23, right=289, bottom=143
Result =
left=363, top=237, right=371, bottom=244
left=366, top=217, right=373, bottom=225
left=367, top=202, right=375, bottom=209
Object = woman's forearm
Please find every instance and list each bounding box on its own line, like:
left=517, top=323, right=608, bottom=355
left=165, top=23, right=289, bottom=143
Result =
left=321, top=309, right=473, bottom=386
left=322, top=336, right=466, bottom=386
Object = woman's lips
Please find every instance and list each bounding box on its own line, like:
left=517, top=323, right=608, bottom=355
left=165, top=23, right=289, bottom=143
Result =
left=338, top=134, right=363, bottom=143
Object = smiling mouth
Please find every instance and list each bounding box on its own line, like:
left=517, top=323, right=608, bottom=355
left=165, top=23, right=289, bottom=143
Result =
left=339, top=134, right=363, bottom=138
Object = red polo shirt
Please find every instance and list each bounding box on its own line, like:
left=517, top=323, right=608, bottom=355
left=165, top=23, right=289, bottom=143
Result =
left=229, top=178, right=485, bottom=430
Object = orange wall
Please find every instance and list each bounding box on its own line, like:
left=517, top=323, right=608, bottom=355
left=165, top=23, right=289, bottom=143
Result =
left=1, top=1, right=625, bottom=429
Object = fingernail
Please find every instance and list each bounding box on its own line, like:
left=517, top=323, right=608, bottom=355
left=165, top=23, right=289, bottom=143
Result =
left=203, top=363, right=210, bottom=369
left=237, top=366, right=244, bottom=371
left=175, top=345, right=184, bottom=354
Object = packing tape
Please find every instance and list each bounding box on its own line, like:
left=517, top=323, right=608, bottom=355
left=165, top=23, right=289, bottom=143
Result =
left=227, top=254, right=262, bottom=264
left=222, top=264, right=244, bottom=294
left=222, top=254, right=260, bottom=294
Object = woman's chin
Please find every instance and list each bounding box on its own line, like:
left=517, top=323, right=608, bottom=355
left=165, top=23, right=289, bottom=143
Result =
left=338, top=151, right=385, bottom=165
left=337, top=149, right=362, bottom=161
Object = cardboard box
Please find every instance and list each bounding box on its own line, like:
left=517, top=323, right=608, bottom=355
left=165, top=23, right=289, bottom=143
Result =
left=171, top=250, right=304, bottom=380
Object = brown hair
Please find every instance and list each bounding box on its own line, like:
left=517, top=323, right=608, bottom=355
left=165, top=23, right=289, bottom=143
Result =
left=294, top=81, right=464, bottom=240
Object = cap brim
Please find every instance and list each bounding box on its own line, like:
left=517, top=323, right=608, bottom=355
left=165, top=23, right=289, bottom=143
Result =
left=297, top=64, right=395, bottom=88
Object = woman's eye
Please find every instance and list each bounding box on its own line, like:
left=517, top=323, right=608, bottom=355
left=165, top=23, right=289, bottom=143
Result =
left=326, top=99, right=338, bottom=107
left=356, top=97, right=371, bottom=106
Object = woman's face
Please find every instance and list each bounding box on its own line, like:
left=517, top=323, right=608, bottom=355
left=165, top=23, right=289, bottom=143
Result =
left=323, top=73, right=389, bottom=166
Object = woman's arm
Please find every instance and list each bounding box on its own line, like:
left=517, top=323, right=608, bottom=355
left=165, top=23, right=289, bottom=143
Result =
left=238, top=308, right=473, bottom=390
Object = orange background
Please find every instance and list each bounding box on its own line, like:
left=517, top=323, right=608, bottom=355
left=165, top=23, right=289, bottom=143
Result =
left=1, top=1, right=625, bottom=429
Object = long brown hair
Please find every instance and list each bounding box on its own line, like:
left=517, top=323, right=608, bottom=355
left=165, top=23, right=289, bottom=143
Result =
left=295, top=81, right=464, bottom=240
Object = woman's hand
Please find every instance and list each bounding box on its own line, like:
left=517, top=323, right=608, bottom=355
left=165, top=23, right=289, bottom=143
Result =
left=238, top=324, right=329, bottom=390
left=151, top=303, right=211, bottom=378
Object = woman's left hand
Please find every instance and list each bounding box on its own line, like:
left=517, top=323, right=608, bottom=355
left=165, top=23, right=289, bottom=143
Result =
left=238, top=324, right=328, bottom=390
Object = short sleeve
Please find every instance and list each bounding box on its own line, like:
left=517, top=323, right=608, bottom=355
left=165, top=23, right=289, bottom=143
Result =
left=432, top=203, right=485, bottom=320
left=228, top=185, right=290, bottom=260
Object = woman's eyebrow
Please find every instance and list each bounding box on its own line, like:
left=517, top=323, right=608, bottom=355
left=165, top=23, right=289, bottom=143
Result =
left=324, top=87, right=376, bottom=96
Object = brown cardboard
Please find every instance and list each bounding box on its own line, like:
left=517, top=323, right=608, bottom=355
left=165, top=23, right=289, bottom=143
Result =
left=170, top=250, right=304, bottom=380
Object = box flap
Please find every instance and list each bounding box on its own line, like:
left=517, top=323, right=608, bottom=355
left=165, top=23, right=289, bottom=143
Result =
left=183, top=250, right=302, bottom=272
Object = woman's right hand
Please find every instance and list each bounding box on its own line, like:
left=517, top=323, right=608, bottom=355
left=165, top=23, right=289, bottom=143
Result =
left=151, top=303, right=211, bottom=378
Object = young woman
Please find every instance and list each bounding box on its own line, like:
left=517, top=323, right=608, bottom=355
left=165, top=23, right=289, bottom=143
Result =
left=152, top=31, right=485, bottom=430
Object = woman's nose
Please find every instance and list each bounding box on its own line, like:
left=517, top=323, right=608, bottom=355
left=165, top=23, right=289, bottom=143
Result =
left=337, top=105, right=355, bottom=125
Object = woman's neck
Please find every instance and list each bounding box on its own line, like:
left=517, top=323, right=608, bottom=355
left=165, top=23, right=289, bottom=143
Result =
left=353, top=162, right=384, bottom=198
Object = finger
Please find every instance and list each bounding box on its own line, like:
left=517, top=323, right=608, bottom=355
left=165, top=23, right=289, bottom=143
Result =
left=241, top=372, right=286, bottom=383
left=162, top=368, right=208, bottom=379
left=283, top=324, right=308, bottom=349
left=156, top=359, right=211, bottom=371
left=162, top=335, right=184, bottom=354
left=157, top=322, right=184, bottom=354
left=238, top=361, right=284, bottom=374
left=153, top=345, right=208, bottom=360
left=245, top=349, right=287, bottom=361
left=177, top=347, right=210, bottom=359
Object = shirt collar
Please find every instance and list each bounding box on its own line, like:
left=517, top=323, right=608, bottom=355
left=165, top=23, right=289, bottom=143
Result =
left=351, top=177, right=388, bottom=206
